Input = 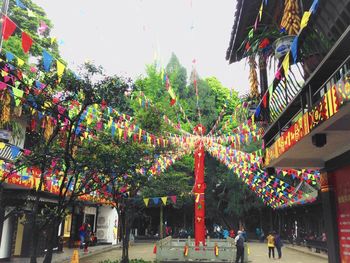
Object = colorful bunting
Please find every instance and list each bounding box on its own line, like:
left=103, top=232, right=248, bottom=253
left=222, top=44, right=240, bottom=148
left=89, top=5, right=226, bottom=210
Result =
left=143, top=198, right=150, bottom=207
left=2, top=16, right=17, bottom=40
left=161, top=196, right=168, bottom=205
left=42, top=50, right=53, bottom=72
left=21, top=32, right=33, bottom=53
left=56, top=60, right=65, bottom=82
left=15, top=0, right=27, bottom=9
left=300, top=11, right=311, bottom=31
left=12, top=87, right=24, bottom=106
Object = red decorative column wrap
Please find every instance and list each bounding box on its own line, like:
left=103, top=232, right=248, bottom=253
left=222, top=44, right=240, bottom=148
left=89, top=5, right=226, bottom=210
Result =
left=193, top=124, right=206, bottom=246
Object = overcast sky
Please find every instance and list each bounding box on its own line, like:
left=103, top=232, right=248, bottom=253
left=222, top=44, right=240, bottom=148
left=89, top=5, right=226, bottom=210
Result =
left=33, top=0, right=250, bottom=95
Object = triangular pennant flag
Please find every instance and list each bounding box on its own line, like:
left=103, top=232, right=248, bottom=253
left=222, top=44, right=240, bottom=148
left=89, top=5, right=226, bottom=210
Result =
left=10, top=145, right=20, bottom=159
left=300, top=11, right=311, bottom=31
left=169, top=195, right=177, bottom=204
left=161, top=196, right=168, bottom=205
left=143, top=198, right=150, bottom=207
left=42, top=49, right=53, bottom=72
left=6, top=51, right=15, bottom=62
left=248, top=28, right=254, bottom=39
left=2, top=16, right=17, bottom=40
left=282, top=53, right=290, bottom=77
left=12, top=87, right=24, bottom=106
left=51, top=37, right=56, bottom=45
left=21, top=32, right=33, bottom=53
left=15, top=0, right=27, bottom=9
left=290, top=36, right=299, bottom=64
left=310, top=0, right=319, bottom=14
left=27, top=9, right=36, bottom=17
left=152, top=197, right=160, bottom=205
left=0, top=81, right=7, bottom=91
left=259, top=2, right=263, bottom=21
left=17, top=57, right=24, bottom=67
left=56, top=60, right=65, bottom=82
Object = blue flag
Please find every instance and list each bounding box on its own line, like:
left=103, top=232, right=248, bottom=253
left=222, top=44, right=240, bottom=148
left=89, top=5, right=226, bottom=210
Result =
left=42, top=49, right=53, bottom=72
left=152, top=197, right=160, bottom=205
left=6, top=52, right=15, bottom=62
left=310, top=0, right=319, bottom=14
left=10, top=145, right=20, bottom=159
left=291, top=36, right=299, bottom=64
left=16, top=0, right=27, bottom=9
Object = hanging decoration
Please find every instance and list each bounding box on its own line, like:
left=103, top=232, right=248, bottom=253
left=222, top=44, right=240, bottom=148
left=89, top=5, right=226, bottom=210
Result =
left=280, top=0, right=301, bottom=35
left=143, top=195, right=177, bottom=207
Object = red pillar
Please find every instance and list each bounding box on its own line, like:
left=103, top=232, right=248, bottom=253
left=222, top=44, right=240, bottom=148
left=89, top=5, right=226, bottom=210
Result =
left=193, top=125, right=206, bottom=246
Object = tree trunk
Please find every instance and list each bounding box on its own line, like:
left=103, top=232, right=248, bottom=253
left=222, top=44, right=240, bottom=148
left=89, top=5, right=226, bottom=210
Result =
left=30, top=224, right=40, bottom=263
left=43, top=220, right=59, bottom=263
left=160, top=205, right=163, bottom=239
left=120, top=209, right=129, bottom=263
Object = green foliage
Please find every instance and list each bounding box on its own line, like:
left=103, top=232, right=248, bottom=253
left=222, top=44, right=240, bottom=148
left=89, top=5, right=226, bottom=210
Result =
left=166, top=53, right=187, bottom=98
left=4, top=0, right=61, bottom=61
left=205, top=156, right=264, bottom=228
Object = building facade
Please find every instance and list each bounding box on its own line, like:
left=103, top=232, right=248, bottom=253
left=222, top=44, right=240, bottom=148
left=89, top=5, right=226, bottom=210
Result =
left=226, top=1, right=350, bottom=262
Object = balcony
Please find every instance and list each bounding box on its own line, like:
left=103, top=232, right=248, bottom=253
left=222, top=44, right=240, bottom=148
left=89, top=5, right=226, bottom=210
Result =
left=265, top=53, right=350, bottom=168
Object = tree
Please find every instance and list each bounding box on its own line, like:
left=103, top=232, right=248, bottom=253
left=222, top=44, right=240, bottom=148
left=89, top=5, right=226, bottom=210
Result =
left=205, top=156, right=264, bottom=231
left=3, top=61, right=134, bottom=262
left=184, top=69, right=217, bottom=130
left=3, top=0, right=61, bottom=64
left=166, top=53, right=187, bottom=98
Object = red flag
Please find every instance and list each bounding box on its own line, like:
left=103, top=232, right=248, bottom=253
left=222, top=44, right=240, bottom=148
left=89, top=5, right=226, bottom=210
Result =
left=2, top=16, right=17, bottom=40
left=170, top=195, right=177, bottom=204
left=21, top=32, right=33, bottom=53
left=262, top=93, right=267, bottom=108
left=170, top=98, right=176, bottom=106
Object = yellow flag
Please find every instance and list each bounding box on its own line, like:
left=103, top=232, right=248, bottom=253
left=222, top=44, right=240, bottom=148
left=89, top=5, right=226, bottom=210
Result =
left=35, top=178, right=40, bottom=191
left=282, top=53, right=290, bottom=77
left=57, top=60, right=65, bottom=82
left=27, top=9, right=36, bottom=17
left=17, top=57, right=24, bottom=67
left=0, top=142, right=5, bottom=149
left=51, top=37, right=56, bottom=45
left=118, top=128, right=123, bottom=139
left=259, top=3, right=263, bottom=21
left=300, top=11, right=311, bottom=30
left=161, top=196, right=167, bottom=205
left=144, top=198, right=150, bottom=207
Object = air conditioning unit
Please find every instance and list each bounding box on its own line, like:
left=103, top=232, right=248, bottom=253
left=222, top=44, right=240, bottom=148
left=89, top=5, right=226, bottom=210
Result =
left=97, top=229, right=107, bottom=240
left=97, top=217, right=106, bottom=226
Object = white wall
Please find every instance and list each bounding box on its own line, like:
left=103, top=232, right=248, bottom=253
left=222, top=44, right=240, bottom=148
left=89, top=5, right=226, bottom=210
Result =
left=96, top=206, right=119, bottom=244
left=0, top=209, right=13, bottom=259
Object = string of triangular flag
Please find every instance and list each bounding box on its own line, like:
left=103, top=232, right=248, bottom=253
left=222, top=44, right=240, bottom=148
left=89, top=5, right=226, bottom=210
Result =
left=143, top=195, right=177, bottom=207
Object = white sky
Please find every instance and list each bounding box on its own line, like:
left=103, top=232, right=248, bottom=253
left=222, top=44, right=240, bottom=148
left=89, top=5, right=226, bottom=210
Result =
left=33, top=0, right=250, bottom=95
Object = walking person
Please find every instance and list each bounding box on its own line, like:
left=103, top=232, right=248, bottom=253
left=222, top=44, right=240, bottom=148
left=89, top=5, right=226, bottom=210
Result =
left=234, top=230, right=245, bottom=263
left=78, top=223, right=86, bottom=249
left=84, top=224, right=91, bottom=252
left=266, top=231, right=275, bottom=259
left=274, top=233, right=283, bottom=259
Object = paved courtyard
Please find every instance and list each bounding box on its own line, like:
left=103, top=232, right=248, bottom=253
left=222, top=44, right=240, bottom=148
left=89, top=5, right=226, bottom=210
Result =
left=80, top=242, right=328, bottom=263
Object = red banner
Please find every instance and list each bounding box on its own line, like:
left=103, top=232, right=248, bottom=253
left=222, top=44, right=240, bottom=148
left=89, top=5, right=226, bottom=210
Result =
left=334, top=166, right=350, bottom=263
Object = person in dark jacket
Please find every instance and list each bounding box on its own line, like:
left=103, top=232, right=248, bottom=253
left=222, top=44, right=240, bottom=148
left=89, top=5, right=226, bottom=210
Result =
left=275, top=233, right=283, bottom=259
left=84, top=224, right=91, bottom=252
left=234, top=230, right=244, bottom=263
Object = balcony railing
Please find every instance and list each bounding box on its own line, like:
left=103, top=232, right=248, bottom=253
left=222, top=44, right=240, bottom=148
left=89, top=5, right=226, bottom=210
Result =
left=264, top=55, right=350, bottom=164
